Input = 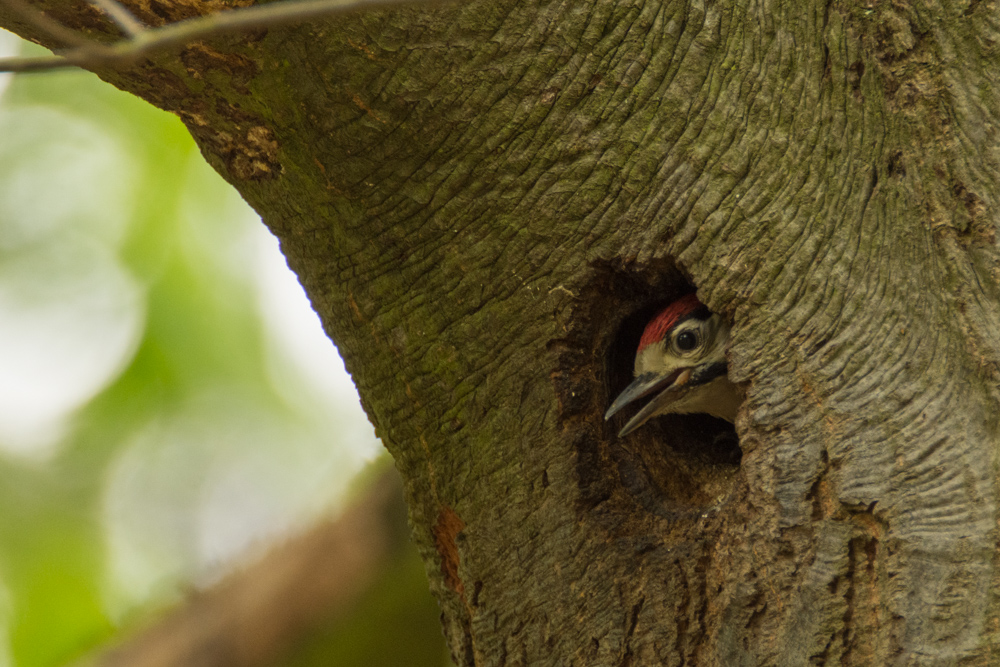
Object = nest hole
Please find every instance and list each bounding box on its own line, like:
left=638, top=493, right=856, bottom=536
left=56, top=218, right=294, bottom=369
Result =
left=597, top=263, right=742, bottom=518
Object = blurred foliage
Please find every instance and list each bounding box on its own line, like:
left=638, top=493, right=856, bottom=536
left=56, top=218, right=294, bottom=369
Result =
left=0, top=36, right=446, bottom=667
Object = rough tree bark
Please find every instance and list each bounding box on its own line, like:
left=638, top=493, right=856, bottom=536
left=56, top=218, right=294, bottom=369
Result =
left=3, top=0, right=1000, bottom=664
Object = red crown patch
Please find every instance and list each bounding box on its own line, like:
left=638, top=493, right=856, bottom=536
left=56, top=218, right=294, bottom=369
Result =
left=637, top=294, right=703, bottom=351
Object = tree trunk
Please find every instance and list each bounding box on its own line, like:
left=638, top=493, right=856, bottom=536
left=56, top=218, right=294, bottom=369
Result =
left=4, top=0, right=999, bottom=664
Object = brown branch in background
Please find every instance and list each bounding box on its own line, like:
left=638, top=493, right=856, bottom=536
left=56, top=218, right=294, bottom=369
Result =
left=0, top=0, right=439, bottom=73
left=77, top=469, right=410, bottom=667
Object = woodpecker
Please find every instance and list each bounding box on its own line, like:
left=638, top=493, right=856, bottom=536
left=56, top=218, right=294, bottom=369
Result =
left=605, top=294, right=739, bottom=436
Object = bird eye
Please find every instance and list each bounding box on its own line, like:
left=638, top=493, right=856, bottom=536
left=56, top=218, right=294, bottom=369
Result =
left=675, top=330, right=700, bottom=352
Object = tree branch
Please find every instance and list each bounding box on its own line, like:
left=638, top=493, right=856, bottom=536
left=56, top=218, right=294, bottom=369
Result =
left=78, top=469, right=411, bottom=667
left=88, top=0, right=145, bottom=38
left=0, top=0, right=438, bottom=73
left=2, top=0, right=92, bottom=48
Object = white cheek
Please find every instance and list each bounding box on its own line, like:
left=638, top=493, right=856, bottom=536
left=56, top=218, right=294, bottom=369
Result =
left=634, top=345, right=667, bottom=375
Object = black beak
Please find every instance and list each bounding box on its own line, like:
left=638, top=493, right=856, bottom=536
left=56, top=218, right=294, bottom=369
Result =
left=605, top=369, right=689, bottom=436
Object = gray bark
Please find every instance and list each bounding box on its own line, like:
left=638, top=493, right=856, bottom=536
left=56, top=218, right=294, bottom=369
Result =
left=3, top=0, right=1000, bottom=664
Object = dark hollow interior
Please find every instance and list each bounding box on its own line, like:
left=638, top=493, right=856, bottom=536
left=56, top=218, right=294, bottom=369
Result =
left=599, top=267, right=743, bottom=518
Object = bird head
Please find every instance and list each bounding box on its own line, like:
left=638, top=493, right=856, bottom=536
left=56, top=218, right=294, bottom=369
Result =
left=605, top=294, right=737, bottom=436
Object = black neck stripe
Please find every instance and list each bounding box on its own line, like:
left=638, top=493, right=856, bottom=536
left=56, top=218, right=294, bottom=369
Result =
left=689, top=361, right=727, bottom=386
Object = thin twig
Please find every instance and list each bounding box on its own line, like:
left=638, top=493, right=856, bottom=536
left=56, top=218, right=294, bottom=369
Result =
left=1, top=0, right=93, bottom=47
left=0, top=0, right=436, bottom=73
left=88, top=0, right=145, bottom=37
